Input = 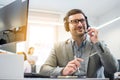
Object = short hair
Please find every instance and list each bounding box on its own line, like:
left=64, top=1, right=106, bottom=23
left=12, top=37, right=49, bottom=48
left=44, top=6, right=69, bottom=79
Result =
left=28, top=47, right=34, bottom=55
left=64, top=9, right=89, bottom=32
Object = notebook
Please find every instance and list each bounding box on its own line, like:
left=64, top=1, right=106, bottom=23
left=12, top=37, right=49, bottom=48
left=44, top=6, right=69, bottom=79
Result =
left=0, top=53, right=24, bottom=79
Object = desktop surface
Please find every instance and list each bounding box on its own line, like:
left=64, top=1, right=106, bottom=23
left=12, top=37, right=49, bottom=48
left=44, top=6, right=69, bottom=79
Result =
left=3, top=78, right=109, bottom=80
left=24, top=73, right=109, bottom=80
left=24, top=78, right=109, bottom=80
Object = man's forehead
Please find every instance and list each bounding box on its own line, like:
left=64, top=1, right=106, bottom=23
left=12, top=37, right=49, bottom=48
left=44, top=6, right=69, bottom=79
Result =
left=69, top=13, right=85, bottom=20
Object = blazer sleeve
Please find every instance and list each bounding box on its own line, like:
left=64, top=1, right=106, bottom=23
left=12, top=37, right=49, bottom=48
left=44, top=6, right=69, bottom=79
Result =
left=93, top=41, right=119, bottom=74
left=39, top=42, right=65, bottom=77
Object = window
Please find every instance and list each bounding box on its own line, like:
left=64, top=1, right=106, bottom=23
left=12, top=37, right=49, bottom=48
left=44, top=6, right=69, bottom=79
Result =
left=28, top=23, right=55, bottom=65
left=26, top=11, right=60, bottom=66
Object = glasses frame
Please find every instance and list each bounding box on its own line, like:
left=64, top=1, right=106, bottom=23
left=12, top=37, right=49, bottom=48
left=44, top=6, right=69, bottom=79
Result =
left=69, top=19, right=86, bottom=25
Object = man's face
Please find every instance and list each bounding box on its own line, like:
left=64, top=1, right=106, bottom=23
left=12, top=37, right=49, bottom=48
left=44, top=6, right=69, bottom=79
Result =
left=68, top=13, right=87, bottom=37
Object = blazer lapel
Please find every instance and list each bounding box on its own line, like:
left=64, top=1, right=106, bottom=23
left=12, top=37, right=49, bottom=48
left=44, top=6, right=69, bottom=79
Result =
left=64, top=39, right=93, bottom=75
left=65, top=39, right=74, bottom=61
left=83, top=41, right=93, bottom=74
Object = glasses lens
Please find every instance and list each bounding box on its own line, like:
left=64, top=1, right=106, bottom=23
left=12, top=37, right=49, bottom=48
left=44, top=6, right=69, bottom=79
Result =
left=70, top=19, right=85, bottom=24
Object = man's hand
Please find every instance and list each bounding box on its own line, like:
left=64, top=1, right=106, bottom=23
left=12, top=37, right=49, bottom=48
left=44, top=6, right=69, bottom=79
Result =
left=88, top=27, right=99, bottom=44
left=61, top=58, right=83, bottom=76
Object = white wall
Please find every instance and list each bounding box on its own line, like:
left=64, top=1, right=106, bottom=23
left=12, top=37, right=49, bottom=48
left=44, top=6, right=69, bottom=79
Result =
left=99, top=20, right=120, bottom=59
left=98, top=6, right=120, bottom=26
left=97, top=6, right=120, bottom=59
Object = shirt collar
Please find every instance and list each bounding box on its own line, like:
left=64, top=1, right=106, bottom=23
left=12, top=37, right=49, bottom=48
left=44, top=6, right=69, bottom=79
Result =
left=71, top=38, right=87, bottom=48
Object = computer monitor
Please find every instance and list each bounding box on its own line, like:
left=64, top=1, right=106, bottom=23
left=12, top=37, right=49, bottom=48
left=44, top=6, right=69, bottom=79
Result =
left=0, top=0, right=29, bottom=52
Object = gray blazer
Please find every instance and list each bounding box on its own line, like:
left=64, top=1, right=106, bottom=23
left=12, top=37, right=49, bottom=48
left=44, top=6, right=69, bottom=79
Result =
left=40, top=39, right=118, bottom=78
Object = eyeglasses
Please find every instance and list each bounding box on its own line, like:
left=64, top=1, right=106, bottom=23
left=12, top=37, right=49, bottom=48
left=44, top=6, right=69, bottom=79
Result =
left=69, top=19, right=86, bottom=25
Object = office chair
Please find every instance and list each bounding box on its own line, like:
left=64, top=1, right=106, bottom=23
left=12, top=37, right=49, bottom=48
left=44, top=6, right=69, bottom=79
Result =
left=104, top=59, right=120, bottom=80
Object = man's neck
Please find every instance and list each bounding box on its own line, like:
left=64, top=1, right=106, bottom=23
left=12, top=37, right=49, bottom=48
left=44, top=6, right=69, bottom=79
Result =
left=72, top=35, right=85, bottom=46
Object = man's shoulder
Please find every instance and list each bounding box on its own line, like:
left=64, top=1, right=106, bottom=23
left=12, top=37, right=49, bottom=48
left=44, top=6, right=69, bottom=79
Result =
left=53, top=39, right=71, bottom=47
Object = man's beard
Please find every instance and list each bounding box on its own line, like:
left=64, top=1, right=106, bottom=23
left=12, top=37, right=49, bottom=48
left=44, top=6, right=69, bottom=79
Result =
left=78, top=33, right=84, bottom=37
left=77, top=28, right=86, bottom=36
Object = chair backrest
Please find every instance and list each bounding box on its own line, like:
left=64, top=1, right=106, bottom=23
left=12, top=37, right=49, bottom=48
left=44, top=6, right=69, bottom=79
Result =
left=104, top=59, right=120, bottom=80
left=118, top=59, right=120, bottom=72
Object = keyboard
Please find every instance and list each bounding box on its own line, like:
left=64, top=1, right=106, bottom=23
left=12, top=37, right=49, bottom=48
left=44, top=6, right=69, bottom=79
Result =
left=24, top=73, right=50, bottom=78
left=24, top=78, right=45, bottom=80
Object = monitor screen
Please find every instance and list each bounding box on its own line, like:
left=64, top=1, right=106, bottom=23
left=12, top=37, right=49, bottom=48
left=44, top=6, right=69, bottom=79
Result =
left=0, top=0, right=29, bottom=52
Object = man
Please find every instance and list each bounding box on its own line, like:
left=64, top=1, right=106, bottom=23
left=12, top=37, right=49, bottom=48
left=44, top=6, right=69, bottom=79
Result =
left=40, top=9, right=118, bottom=78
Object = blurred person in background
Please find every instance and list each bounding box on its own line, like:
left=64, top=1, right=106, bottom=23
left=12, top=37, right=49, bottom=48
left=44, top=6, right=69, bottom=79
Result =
left=26, top=47, right=38, bottom=73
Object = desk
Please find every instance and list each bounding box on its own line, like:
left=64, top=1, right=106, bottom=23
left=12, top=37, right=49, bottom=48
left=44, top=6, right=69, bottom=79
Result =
left=24, top=78, right=109, bottom=80
left=2, top=78, right=109, bottom=80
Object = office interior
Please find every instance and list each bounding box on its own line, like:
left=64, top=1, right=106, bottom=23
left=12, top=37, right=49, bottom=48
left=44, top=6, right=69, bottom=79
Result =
left=0, top=0, right=120, bottom=79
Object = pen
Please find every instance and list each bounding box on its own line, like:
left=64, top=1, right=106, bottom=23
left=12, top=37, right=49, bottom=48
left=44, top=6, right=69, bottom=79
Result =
left=84, top=52, right=97, bottom=60
left=74, top=52, right=97, bottom=61
left=74, top=55, right=81, bottom=74
left=74, top=52, right=97, bottom=76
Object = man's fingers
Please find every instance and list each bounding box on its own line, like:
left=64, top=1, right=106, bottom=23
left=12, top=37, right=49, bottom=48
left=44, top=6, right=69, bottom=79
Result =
left=68, top=58, right=84, bottom=68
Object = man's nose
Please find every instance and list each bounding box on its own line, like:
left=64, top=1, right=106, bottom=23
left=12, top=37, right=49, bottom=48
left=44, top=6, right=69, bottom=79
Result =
left=77, top=21, right=83, bottom=26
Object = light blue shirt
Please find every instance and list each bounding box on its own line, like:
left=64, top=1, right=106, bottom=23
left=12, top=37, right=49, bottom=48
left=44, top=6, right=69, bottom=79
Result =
left=71, top=39, right=87, bottom=76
